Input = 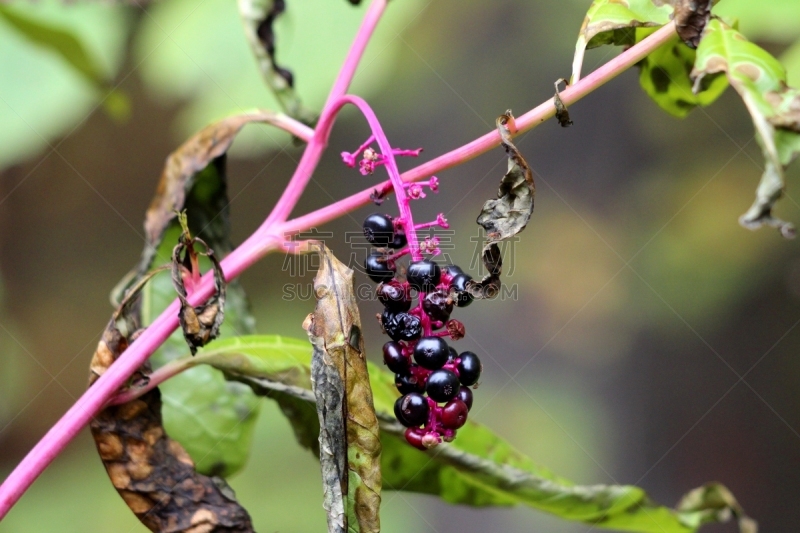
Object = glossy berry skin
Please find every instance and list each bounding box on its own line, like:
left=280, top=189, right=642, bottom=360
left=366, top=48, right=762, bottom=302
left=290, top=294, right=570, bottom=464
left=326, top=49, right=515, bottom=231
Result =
left=443, top=264, right=464, bottom=280
left=394, top=393, right=429, bottom=427
left=389, top=231, right=408, bottom=250
left=441, top=399, right=469, bottom=429
left=422, top=291, right=453, bottom=322
left=382, top=310, right=422, bottom=342
left=383, top=342, right=409, bottom=374
left=456, top=351, right=482, bottom=386
left=413, top=337, right=450, bottom=370
left=447, top=347, right=459, bottom=366
left=456, top=386, right=473, bottom=410
left=395, top=373, right=423, bottom=395
left=449, top=273, right=474, bottom=307
left=363, top=213, right=395, bottom=246
left=404, top=428, right=427, bottom=450
left=426, top=369, right=460, bottom=403
left=365, top=251, right=395, bottom=283
left=407, top=260, right=441, bottom=292
left=377, top=281, right=411, bottom=312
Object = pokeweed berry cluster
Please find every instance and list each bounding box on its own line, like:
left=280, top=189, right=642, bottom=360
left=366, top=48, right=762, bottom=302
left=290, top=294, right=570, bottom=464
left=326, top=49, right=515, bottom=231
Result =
left=342, top=137, right=483, bottom=450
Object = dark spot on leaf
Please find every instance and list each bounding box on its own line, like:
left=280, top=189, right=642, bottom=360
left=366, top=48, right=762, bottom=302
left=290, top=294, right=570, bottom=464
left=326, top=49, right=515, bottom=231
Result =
left=255, top=0, right=294, bottom=88
left=650, top=67, right=671, bottom=93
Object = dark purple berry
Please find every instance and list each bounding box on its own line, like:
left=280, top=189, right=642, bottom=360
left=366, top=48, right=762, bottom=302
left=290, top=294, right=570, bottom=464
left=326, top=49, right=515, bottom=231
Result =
left=363, top=213, right=394, bottom=246
left=377, top=280, right=411, bottom=312
left=407, top=260, right=441, bottom=292
left=383, top=342, right=408, bottom=374
left=413, top=337, right=450, bottom=370
left=448, top=347, right=458, bottom=363
left=457, top=351, right=482, bottom=386
left=426, top=369, right=460, bottom=403
left=394, top=393, right=429, bottom=427
left=456, top=386, right=473, bottom=410
left=395, top=373, right=423, bottom=395
left=389, top=231, right=407, bottom=249
left=404, top=428, right=427, bottom=450
left=443, top=264, right=464, bottom=279
left=441, top=399, right=469, bottom=429
left=382, top=310, right=422, bottom=342
left=450, top=273, right=474, bottom=307
left=365, top=251, right=395, bottom=283
left=422, top=290, right=453, bottom=322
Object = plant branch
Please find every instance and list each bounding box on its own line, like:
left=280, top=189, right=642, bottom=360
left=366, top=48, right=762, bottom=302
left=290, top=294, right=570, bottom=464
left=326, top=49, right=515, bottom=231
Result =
left=276, top=22, right=678, bottom=237
left=0, top=18, right=677, bottom=519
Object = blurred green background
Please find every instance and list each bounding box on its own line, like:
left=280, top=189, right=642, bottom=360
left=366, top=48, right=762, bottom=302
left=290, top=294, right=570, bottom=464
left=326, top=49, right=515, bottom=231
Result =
left=1, top=0, right=800, bottom=531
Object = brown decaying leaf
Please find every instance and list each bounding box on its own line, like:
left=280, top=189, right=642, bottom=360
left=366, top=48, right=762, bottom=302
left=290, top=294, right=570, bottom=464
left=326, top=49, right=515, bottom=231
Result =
left=304, top=243, right=381, bottom=533
left=134, top=111, right=280, bottom=279
left=554, top=79, right=574, bottom=128
left=171, top=218, right=227, bottom=355
left=673, top=0, right=712, bottom=49
left=89, top=271, right=254, bottom=533
left=468, top=111, right=535, bottom=299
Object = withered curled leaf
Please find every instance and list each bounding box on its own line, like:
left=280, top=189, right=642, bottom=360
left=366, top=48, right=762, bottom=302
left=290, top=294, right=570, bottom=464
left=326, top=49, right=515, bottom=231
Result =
left=554, top=79, right=574, bottom=128
left=304, top=243, right=381, bottom=533
left=89, top=270, right=254, bottom=533
left=468, top=111, right=535, bottom=299
left=676, top=483, right=758, bottom=533
left=673, top=0, right=712, bottom=49
left=171, top=212, right=227, bottom=355
left=237, top=0, right=316, bottom=124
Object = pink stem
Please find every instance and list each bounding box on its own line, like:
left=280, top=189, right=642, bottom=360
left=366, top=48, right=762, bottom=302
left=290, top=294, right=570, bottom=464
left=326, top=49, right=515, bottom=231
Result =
left=275, top=22, right=678, bottom=237
left=0, top=0, right=389, bottom=518
left=262, top=0, right=388, bottom=227
left=0, top=19, right=677, bottom=518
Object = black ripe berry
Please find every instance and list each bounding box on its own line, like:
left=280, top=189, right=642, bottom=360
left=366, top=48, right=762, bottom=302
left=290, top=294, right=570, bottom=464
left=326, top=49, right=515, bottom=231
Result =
left=377, top=280, right=411, bottom=312
left=382, top=310, right=422, bottom=342
left=394, top=393, right=429, bottom=427
left=457, top=351, right=482, bottom=386
left=389, top=231, right=408, bottom=249
left=383, top=341, right=408, bottom=374
left=365, top=251, right=395, bottom=283
left=407, top=260, right=441, bottom=292
left=456, top=386, right=473, bottom=411
left=443, top=264, right=464, bottom=279
left=441, top=399, right=469, bottom=429
left=448, top=346, right=458, bottom=362
left=449, top=273, right=474, bottom=307
left=363, top=213, right=395, bottom=246
left=422, top=290, right=453, bottom=322
left=426, top=369, right=460, bottom=403
left=395, top=373, right=423, bottom=395
left=413, top=337, right=450, bottom=370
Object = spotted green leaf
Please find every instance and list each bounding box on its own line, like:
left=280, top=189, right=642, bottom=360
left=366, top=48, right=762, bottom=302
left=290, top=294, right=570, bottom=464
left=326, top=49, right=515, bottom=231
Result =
left=692, top=19, right=800, bottom=237
left=170, top=334, right=755, bottom=533
left=572, top=1, right=726, bottom=116
left=637, top=27, right=729, bottom=117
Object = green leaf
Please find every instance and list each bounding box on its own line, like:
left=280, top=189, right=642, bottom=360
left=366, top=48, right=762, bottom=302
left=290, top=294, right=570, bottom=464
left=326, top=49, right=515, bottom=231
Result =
left=692, top=19, right=800, bottom=237
left=170, top=335, right=755, bottom=533
left=637, top=27, right=729, bottom=117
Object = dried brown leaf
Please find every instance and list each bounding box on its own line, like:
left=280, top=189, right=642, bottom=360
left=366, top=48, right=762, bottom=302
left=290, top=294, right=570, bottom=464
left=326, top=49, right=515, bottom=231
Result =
left=170, top=215, right=227, bottom=355
left=673, top=0, right=712, bottom=49
left=304, top=243, right=381, bottom=533
left=468, top=111, right=535, bottom=299
left=554, top=79, right=574, bottom=128
left=89, top=271, right=254, bottom=533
